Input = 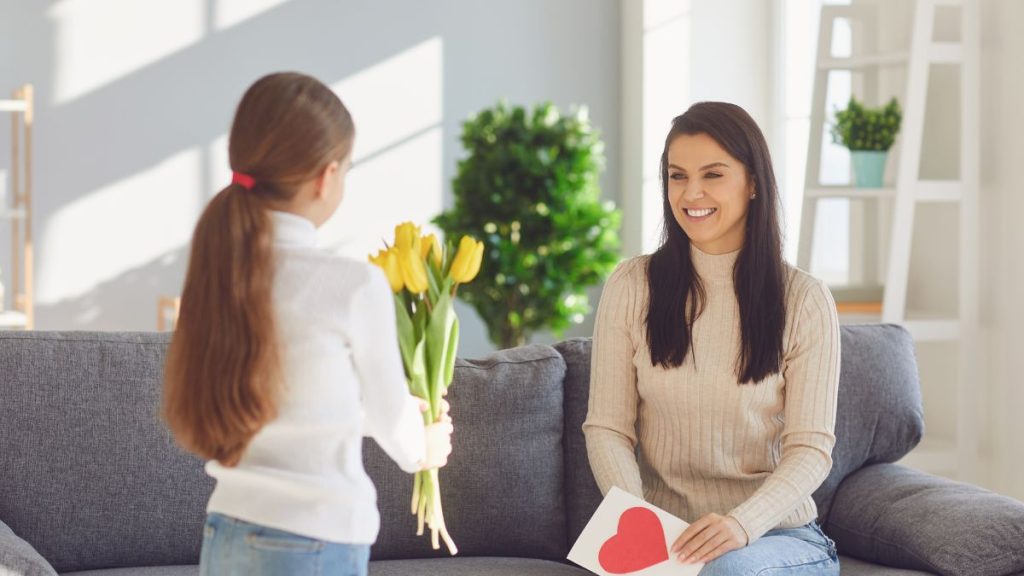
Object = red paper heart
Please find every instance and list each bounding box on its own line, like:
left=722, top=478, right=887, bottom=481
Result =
left=598, top=507, right=669, bottom=574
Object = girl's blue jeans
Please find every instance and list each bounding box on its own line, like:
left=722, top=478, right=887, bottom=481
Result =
left=200, top=513, right=370, bottom=576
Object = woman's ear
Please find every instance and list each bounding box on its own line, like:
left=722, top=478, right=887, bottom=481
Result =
left=314, top=160, right=341, bottom=200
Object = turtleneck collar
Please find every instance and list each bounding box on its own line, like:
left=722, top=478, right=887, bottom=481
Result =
left=690, top=244, right=740, bottom=281
left=270, top=210, right=317, bottom=248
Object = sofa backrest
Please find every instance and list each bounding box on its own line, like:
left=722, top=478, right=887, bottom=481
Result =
left=557, top=324, right=926, bottom=530
left=0, top=331, right=211, bottom=574
left=553, top=338, right=603, bottom=547
left=0, top=332, right=572, bottom=571
left=365, top=343, right=570, bottom=561
left=0, top=324, right=923, bottom=570
left=813, top=324, right=924, bottom=520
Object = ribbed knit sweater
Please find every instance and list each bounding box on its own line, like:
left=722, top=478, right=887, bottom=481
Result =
left=583, top=245, right=840, bottom=543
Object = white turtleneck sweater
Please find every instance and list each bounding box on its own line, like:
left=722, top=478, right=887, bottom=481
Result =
left=583, top=246, right=840, bottom=544
left=204, top=210, right=426, bottom=544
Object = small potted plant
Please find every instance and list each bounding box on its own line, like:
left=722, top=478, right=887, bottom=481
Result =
left=830, top=96, right=902, bottom=188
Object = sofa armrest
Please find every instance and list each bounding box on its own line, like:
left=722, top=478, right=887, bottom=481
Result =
left=825, top=463, right=1024, bottom=576
left=0, top=520, right=56, bottom=576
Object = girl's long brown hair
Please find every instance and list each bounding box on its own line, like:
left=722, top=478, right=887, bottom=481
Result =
left=163, top=72, right=354, bottom=466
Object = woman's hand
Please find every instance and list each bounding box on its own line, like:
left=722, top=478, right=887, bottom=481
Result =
left=670, top=513, right=748, bottom=564
left=420, top=399, right=453, bottom=470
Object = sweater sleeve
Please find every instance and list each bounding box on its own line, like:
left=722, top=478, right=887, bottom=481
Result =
left=349, top=266, right=426, bottom=474
left=727, top=279, right=841, bottom=543
left=582, top=260, right=645, bottom=499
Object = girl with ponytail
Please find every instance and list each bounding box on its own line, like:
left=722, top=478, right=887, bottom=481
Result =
left=162, top=72, right=453, bottom=576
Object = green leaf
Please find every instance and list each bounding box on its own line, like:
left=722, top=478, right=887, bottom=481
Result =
left=394, top=295, right=416, bottom=377
left=426, top=258, right=442, bottom=303
left=444, top=316, right=460, bottom=388
left=409, top=336, right=429, bottom=402
left=424, top=292, right=454, bottom=419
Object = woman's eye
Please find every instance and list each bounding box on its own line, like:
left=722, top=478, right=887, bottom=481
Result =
left=705, top=172, right=721, bottom=178
left=670, top=173, right=687, bottom=180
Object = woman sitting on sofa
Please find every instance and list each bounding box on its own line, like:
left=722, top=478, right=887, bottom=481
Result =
left=583, top=101, right=841, bottom=575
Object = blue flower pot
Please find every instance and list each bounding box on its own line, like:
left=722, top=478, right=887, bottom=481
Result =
left=851, top=150, right=888, bottom=188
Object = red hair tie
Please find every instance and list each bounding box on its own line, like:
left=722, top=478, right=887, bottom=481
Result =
left=232, top=171, right=256, bottom=190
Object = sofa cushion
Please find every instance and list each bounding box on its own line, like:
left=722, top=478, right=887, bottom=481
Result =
left=812, top=324, right=925, bottom=521
left=371, top=557, right=589, bottom=575
left=827, top=464, right=1024, bottom=576
left=0, top=332, right=212, bottom=573
left=60, top=567, right=197, bottom=576
left=365, top=344, right=569, bottom=561
left=0, top=519, right=56, bottom=576
left=837, top=555, right=936, bottom=575
left=553, top=338, right=603, bottom=546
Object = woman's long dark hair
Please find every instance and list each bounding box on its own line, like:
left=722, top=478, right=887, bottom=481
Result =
left=645, top=102, right=786, bottom=383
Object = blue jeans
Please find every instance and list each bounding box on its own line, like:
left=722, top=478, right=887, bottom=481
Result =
left=200, top=513, right=370, bottom=576
left=699, top=522, right=839, bottom=576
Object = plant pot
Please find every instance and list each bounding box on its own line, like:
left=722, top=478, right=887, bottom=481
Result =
left=851, top=150, right=888, bottom=188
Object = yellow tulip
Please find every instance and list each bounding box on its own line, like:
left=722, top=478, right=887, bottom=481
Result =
left=421, top=233, right=442, bottom=268
left=450, top=236, right=484, bottom=284
left=369, top=248, right=404, bottom=292
left=398, top=246, right=430, bottom=294
left=395, top=222, right=422, bottom=253
left=464, top=240, right=484, bottom=283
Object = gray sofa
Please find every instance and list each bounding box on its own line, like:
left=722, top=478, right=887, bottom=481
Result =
left=1, top=326, right=1023, bottom=576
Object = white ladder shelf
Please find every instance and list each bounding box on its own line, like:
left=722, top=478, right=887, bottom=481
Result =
left=797, top=0, right=980, bottom=480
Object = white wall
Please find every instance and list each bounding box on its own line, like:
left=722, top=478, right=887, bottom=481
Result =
left=0, top=0, right=620, bottom=359
left=619, top=0, right=775, bottom=258
left=980, top=0, right=1024, bottom=501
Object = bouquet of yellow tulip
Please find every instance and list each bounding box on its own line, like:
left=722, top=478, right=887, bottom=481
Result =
left=368, top=222, right=483, bottom=555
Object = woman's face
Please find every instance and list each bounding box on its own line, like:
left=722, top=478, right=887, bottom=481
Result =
left=666, top=132, right=754, bottom=255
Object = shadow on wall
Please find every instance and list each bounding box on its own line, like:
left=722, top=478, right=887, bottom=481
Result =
left=1, top=0, right=620, bottom=354
left=36, top=248, right=187, bottom=332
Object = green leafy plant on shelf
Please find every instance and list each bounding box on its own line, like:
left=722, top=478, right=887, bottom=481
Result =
left=830, top=96, right=903, bottom=151
left=434, top=101, right=622, bottom=349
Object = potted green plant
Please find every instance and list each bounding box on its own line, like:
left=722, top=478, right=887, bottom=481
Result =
left=830, top=96, right=902, bottom=188
left=434, top=101, right=621, bottom=349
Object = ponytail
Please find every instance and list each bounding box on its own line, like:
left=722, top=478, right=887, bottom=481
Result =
left=163, top=72, right=354, bottom=465
left=163, top=184, right=281, bottom=466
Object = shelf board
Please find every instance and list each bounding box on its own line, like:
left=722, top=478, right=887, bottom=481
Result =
left=835, top=301, right=882, bottom=315
left=828, top=283, right=884, bottom=302
left=806, top=187, right=894, bottom=199
left=0, top=100, right=29, bottom=112
left=916, top=180, right=963, bottom=202
left=0, top=311, right=28, bottom=329
left=930, top=42, right=963, bottom=64
left=0, top=209, right=27, bottom=220
left=805, top=181, right=962, bottom=202
left=818, top=52, right=909, bottom=70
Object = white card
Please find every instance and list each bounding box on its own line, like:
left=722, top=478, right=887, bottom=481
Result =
left=568, top=487, right=704, bottom=576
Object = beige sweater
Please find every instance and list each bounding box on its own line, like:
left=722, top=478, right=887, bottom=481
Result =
left=583, top=246, right=840, bottom=543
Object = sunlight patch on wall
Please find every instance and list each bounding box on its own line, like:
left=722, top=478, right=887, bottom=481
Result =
left=207, top=132, right=231, bottom=197
left=38, top=148, right=203, bottom=303
left=318, top=37, right=444, bottom=259
left=214, top=0, right=291, bottom=30
left=48, top=0, right=204, bottom=103
left=642, top=2, right=690, bottom=253
left=331, top=37, right=443, bottom=165
left=318, top=127, right=444, bottom=261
